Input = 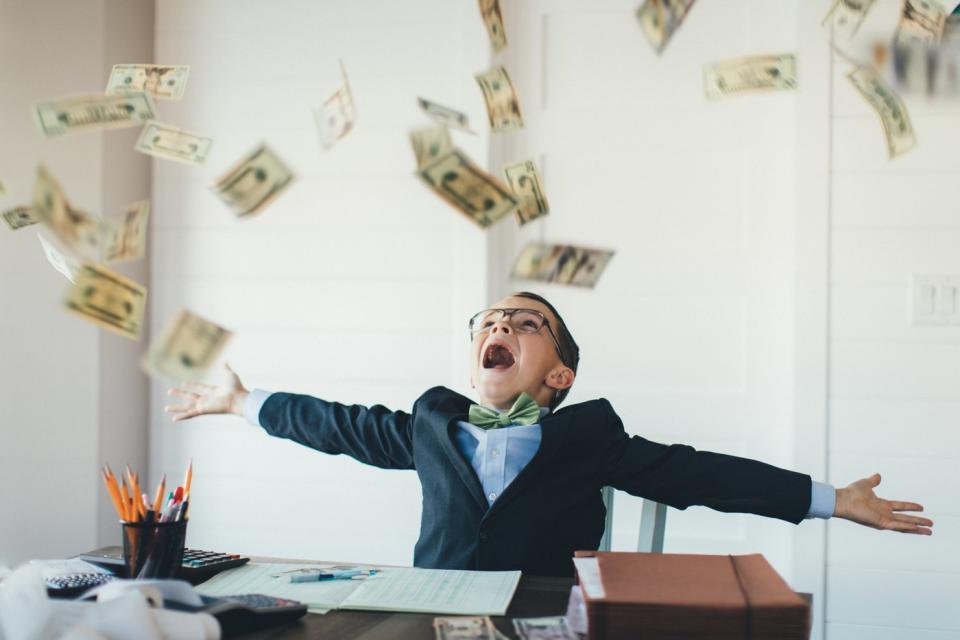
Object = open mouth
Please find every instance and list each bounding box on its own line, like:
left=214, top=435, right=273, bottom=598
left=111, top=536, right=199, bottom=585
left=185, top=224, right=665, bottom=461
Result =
left=482, top=342, right=516, bottom=370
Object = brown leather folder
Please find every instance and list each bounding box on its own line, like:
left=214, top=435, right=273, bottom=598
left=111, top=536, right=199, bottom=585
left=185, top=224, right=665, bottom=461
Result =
left=574, top=551, right=810, bottom=640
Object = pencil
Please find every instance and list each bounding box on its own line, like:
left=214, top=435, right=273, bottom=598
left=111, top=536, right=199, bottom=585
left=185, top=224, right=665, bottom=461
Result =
left=152, top=474, right=166, bottom=514
left=105, top=465, right=127, bottom=521
left=101, top=468, right=125, bottom=520
left=120, top=477, right=132, bottom=522
left=183, top=459, right=193, bottom=499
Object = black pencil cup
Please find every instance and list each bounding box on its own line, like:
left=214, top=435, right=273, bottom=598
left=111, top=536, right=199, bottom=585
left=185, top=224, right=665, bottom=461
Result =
left=122, top=519, right=188, bottom=579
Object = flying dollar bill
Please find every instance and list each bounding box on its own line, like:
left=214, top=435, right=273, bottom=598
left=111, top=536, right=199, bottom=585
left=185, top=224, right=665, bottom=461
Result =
left=822, top=0, right=877, bottom=40
left=32, top=166, right=102, bottom=260
left=105, top=64, right=190, bottom=100
left=142, top=309, right=233, bottom=382
left=502, top=159, right=549, bottom=226
left=703, top=53, right=797, bottom=99
left=315, top=61, right=356, bottom=150
left=848, top=66, right=916, bottom=158
left=417, top=97, right=473, bottom=133
left=34, top=93, right=156, bottom=137
left=474, top=66, right=524, bottom=131
left=38, top=234, right=80, bottom=283
left=419, top=147, right=518, bottom=228
left=635, top=0, right=697, bottom=54
left=101, top=200, right=150, bottom=263
left=478, top=0, right=508, bottom=52
left=63, top=263, right=147, bottom=340
left=135, top=121, right=213, bottom=165
left=211, top=144, right=295, bottom=217
left=2, top=206, right=37, bottom=230
left=512, top=243, right=615, bottom=288
left=895, top=0, right=947, bottom=47
left=433, top=616, right=497, bottom=640
left=409, top=125, right=453, bottom=169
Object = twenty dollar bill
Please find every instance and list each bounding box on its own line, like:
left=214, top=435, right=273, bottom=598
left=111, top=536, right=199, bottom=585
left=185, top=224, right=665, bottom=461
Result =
left=3, top=206, right=37, bottom=230
left=32, top=166, right=102, bottom=260
left=136, top=121, right=213, bottom=165
left=63, top=263, right=147, bottom=340
left=142, top=309, right=233, bottom=382
left=101, top=200, right=150, bottom=263
left=502, top=159, right=549, bottom=225
left=703, top=53, right=797, bottom=99
left=478, top=0, right=508, bottom=53
left=636, top=0, right=697, bottom=54
left=410, top=125, right=453, bottom=169
left=106, top=64, right=190, bottom=100
left=848, top=66, right=916, bottom=158
left=419, top=147, right=517, bottom=229
left=34, top=93, right=156, bottom=137
left=475, top=66, right=524, bottom=131
left=211, top=144, right=295, bottom=217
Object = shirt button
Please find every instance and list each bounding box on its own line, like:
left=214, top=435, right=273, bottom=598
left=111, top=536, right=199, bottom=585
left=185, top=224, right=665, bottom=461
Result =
left=488, top=492, right=497, bottom=501
left=490, top=448, right=500, bottom=458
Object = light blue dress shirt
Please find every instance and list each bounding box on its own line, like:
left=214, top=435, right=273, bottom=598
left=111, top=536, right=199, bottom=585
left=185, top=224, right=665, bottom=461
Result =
left=244, top=390, right=835, bottom=517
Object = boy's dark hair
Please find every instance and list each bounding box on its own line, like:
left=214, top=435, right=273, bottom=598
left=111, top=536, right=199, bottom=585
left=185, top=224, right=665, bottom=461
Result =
left=512, top=291, right=580, bottom=410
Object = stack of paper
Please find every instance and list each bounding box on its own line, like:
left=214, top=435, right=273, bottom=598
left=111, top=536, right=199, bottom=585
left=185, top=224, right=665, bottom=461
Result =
left=197, top=563, right=521, bottom=616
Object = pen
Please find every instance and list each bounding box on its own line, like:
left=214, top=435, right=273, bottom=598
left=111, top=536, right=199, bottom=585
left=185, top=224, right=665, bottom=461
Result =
left=290, top=569, right=375, bottom=583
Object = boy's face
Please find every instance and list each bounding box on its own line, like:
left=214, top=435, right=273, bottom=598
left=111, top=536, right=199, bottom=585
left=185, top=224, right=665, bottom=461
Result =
left=470, top=295, right=575, bottom=410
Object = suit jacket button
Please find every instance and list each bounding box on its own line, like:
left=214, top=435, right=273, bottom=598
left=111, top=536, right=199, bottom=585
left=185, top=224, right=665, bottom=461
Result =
left=479, top=532, right=489, bottom=542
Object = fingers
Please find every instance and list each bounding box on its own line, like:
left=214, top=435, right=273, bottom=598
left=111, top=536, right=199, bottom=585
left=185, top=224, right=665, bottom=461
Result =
left=164, top=403, right=192, bottom=414
left=167, top=388, right=198, bottom=400
left=888, top=501, right=924, bottom=512
left=171, top=410, right=201, bottom=423
left=180, top=381, right=214, bottom=394
left=892, top=513, right=934, bottom=527
left=867, top=472, right=881, bottom=487
left=886, top=520, right=933, bottom=535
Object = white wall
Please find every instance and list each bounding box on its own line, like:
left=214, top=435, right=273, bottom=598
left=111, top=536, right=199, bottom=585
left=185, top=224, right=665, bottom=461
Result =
left=149, top=0, right=491, bottom=565
left=0, top=0, right=152, bottom=566
left=824, top=3, right=960, bottom=638
left=495, top=0, right=801, bottom=577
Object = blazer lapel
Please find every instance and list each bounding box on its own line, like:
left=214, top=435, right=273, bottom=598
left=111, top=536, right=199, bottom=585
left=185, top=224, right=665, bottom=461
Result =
left=435, top=400, right=489, bottom=512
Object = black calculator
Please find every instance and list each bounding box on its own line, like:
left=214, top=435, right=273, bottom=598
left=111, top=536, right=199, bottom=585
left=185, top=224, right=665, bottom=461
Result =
left=45, top=572, right=116, bottom=598
left=168, top=593, right=308, bottom=636
left=77, top=546, right=250, bottom=585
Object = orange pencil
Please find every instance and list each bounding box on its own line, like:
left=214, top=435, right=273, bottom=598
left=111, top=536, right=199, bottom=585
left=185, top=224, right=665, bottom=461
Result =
left=152, top=474, right=166, bottom=514
left=120, top=477, right=132, bottom=521
left=183, top=459, right=193, bottom=499
left=128, top=468, right=143, bottom=520
left=101, top=468, right=125, bottom=520
left=105, top=466, right=127, bottom=520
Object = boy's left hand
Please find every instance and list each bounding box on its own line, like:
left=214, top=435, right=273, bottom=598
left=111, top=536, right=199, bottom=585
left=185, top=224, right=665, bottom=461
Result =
left=834, top=473, right=933, bottom=535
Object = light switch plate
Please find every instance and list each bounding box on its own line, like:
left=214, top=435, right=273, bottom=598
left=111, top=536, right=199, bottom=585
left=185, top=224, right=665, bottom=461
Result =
left=910, top=276, right=960, bottom=325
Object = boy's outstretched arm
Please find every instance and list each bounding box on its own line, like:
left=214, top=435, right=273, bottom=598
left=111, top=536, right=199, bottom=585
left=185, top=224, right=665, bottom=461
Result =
left=165, top=365, right=415, bottom=470
left=599, top=404, right=932, bottom=535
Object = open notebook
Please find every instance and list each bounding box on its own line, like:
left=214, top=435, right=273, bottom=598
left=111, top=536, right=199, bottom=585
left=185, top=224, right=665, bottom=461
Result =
left=197, top=563, right=521, bottom=616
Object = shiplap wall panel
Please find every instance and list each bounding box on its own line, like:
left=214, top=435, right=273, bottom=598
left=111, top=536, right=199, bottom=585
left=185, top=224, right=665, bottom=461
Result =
left=151, top=0, right=490, bottom=564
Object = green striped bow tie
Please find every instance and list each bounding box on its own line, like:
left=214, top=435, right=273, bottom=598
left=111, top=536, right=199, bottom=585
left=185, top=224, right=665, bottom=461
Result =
left=468, top=392, right=541, bottom=429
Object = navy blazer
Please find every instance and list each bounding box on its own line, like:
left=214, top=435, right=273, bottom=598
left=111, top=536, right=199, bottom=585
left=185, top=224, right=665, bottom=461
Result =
left=258, top=386, right=811, bottom=577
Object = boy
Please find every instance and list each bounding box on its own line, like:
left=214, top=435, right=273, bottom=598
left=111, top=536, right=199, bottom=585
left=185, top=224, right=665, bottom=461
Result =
left=167, top=292, right=932, bottom=577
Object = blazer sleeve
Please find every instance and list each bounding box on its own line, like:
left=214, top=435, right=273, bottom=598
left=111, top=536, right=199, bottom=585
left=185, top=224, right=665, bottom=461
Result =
left=257, top=392, right=415, bottom=470
left=598, top=401, right=811, bottom=524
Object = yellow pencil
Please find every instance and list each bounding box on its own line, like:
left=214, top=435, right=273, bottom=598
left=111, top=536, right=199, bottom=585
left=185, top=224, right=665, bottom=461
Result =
left=152, top=474, right=166, bottom=514
left=120, top=477, right=132, bottom=521
left=104, top=465, right=127, bottom=520
left=101, top=468, right=125, bottom=520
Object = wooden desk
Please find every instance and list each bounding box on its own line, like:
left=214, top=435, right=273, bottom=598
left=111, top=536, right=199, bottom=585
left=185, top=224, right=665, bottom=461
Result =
left=241, top=574, right=573, bottom=639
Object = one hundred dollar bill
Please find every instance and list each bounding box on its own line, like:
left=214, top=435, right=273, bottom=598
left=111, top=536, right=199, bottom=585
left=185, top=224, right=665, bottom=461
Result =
left=417, top=97, right=473, bottom=133
left=703, top=53, right=797, bottom=99
left=63, top=263, right=146, bottom=340
left=105, top=64, right=190, bottom=100
left=848, top=66, right=916, bottom=158
left=513, top=616, right=578, bottom=640
left=142, top=309, right=233, bottom=382
left=635, top=0, right=697, bottom=54
left=2, top=206, right=37, bottom=230
left=433, top=616, right=497, bottom=640
left=34, top=93, right=156, bottom=137
left=211, top=144, right=295, bottom=217
left=410, top=125, right=453, bottom=169
left=38, top=234, right=80, bottom=283
left=474, top=66, right=524, bottom=131
left=512, top=243, right=615, bottom=288
left=32, top=165, right=102, bottom=260
left=822, top=0, right=877, bottom=40
left=135, top=121, right=213, bottom=165
left=418, top=147, right=517, bottom=229
left=502, top=159, right=549, bottom=225
left=315, top=61, right=356, bottom=151
left=102, top=200, right=150, bottom=263
left=478, top=0, right=508, bottom=52
left=895, top=0, right=947, bottom=48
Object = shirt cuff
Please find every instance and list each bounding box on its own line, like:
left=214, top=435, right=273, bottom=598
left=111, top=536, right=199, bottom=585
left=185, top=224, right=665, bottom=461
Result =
left=244, top=389, right=273, bottom=428
left=806, top=481, right=836, bottom=519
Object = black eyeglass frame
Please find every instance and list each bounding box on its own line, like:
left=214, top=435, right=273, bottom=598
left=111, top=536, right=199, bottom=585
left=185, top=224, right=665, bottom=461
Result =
left=468, top=308, right=566, bottom=364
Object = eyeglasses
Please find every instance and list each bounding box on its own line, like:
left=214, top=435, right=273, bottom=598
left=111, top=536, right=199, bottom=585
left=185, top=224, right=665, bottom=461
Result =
left=468, top=308, right=565, bottom=361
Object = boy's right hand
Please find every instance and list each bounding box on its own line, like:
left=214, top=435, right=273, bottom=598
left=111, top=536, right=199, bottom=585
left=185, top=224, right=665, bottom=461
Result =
left=165, top=364, right=249, bottom=422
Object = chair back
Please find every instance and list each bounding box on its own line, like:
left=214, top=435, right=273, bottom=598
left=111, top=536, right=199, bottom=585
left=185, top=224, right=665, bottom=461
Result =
left=599, top=486, right=667, bottom=553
